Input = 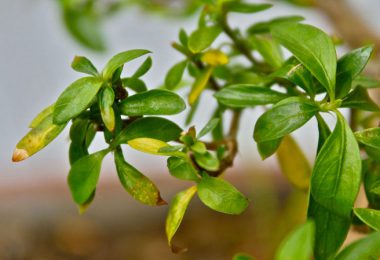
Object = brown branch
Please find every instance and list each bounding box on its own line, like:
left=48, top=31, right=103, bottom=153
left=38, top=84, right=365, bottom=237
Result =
left=209, top=110, right=241, bottom=177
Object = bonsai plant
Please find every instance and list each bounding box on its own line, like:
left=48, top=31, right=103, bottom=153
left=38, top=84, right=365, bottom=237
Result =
left=13, top=0, right=380, bottom=259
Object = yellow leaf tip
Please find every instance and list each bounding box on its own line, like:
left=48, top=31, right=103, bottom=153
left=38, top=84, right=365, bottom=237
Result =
left=12, top=148, right=29, bottom=162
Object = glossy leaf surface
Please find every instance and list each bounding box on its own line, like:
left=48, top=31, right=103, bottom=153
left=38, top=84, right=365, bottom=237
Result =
left=167, top=157, right=199, bottom=181
left=197, top=175, right=249, bottom=215
left=275, top=221, right=315, bottom=260
left=272, top=23, right=337, bottom=99
left=254, top=97, right=319, bottom=142
left=311, top=113, right=361, bottom=216
left=354, top=208, right=380, bottom=231
left=68, top=149, right=109, bottom=204
left=53, top=77, right=103, bottom=124
left=335, top=232, right=380, bottom=260
left=112, top=117, right=182, bottom=146
left=215, top=85, right=287, bottom=108
left=102, top=49, right=151, bottom=80
left=119, top=89, right=186, bottom=116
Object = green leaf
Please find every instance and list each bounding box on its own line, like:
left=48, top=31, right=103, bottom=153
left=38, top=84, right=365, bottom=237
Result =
left=197, top=118, right=220, bottom=139
left=311, top=112, right=361, bottom=217
left=194, top=152, right=219, bottom=171
left=53, top=77, right=103, bottom=124
left=132, top=56, right=152, bottom=78
left=159, top=145, right=184, bottom=153
left=275, top=221, right=315, bottom=260
left=102, top=49, right=151, bottom=80
left=128, top=138, right=185, bottom=157
left=354, top=208, right=380, bottom=231
left=62, top=7, right=105, bottom=51
left=197, top=175, right=249, bottom=215
left=166, top=186, right=197, bottom=248
left=363, top=160, right=380, bottom=209
left=308, top=112, right=349, bottom=260
left=316, top=113, right=331, bottom=152
left=276, top=135, right=311, bottom=190
left=189, top=67, right=213, bottom=105
left=223, top=2, right=272, bottom=13
left=179, top=28, right=188, bottom=47
left=337, top=45, right=374, bottom=79
left=13, top=114, right=67, bottom=162
left=215, top=85, right=288, bottom=108
left=250, top=35, right=283, bottom=68
left=112, top=117, right=182, bottom=146
left=68, top=149, right=109, bottom=204
left=191, top=141, right=207, bottom=154
left=272, top=23, right=337, bottom=99
left=233, top=253, right=255, bottom=260
left=69, top=119, right=95, bottom=165
left=119, top=89, right=186, bottom=116
left=121, top=77, right=148, bottom=93
left=353, top=75, right=380, bottom=89
left=371, top=184, right=380, bottom=195
left=114, top=149, right=165, bottom=206
left=257, top=138, right=283, bottom=160
left=355, top=127, right=380, bottom=149
left=335, top=72, right=353, bottom=99
left=254, top=97, right=319, bottom=142
left=341, top=87, right=379, bottom=111
left=29, top=103, right=55, bottom=128
left=98, top=87, right=115, bottom=132
left=167, top=156, right=199, bottom=181
left=247, top=15, right=304, bottom=34
left=165, top=60, right=188, bottom=90
left=71, top=56, right=98, bottom=76
left=188, top=25, right=222, bottom=53
left=308, top=195, right=351, bottom=260
left=270, top=57, right=314, bottom=96
left=78, top=190, right=95, bottom=215
left=335, top=231, right=380, bottom=260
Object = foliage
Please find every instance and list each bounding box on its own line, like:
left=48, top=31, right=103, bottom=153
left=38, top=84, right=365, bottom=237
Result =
left=14, top=0, right=380, bottom=258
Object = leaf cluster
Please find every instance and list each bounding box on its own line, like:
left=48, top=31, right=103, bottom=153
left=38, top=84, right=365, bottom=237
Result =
left=14, top=0, right=380, bottom=258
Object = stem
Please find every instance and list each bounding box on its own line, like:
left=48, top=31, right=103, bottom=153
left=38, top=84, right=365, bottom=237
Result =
left=209, top=110, right=242, bottom=177
left=219, top=14, right=258, bottom=65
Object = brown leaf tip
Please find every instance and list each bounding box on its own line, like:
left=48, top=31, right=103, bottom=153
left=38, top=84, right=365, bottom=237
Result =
left=157, top=196, right=168, bottom=206
left=171, top=244, right=188, bottom=254
left=12, top=148, right=29, bottom=162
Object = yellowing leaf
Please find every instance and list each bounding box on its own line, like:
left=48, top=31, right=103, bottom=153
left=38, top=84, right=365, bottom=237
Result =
left=201, top=50, right=229, bottom=66
left=166, top=186, right=197, bottom=251
left=128, top=138, right=185, bottom=157
left=276, top=135, right=311, bottom=190
left=13, top=114, right=67, bottom=162
left=189, top=67, right=213, bottom=105
left=115, top=149, right=166, bottom=206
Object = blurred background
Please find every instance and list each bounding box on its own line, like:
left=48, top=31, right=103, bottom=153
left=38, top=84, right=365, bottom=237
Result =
left=1, top=0, right=380, bottom=259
